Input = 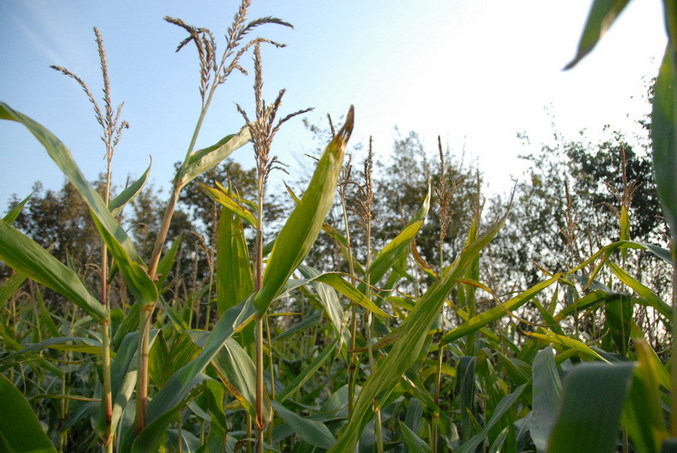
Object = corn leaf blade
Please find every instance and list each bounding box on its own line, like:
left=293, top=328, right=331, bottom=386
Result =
left=254, top=106, right=353, bottom=315
left=177, top=127, right=252, bottom=188
left=0, top=373, right=58, bottom=453
left=547, top=362, right=634, bottom=453
left=0, top=219, right=106, bottom=322
left=565, top=0, right=631, bottom=70
left=328, top=207, right=509, bottom=452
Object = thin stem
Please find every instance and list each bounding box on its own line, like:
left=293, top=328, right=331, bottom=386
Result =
left=255, top=163, right=266, bottom=453
left=255, top=316, right=265, bottom=453
left=101, top=143, right=114, bottom=452
left=671, top=246, right=677, bottom=436
left=364, top=220, right=384, bottom=453
left=341, top=193, right=359, bottom=417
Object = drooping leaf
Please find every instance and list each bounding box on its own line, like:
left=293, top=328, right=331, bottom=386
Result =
left=298, top=265, right=346, bottom=344
left=442, top=274, right=561, bottom=346
left=0, top=271, right=26, bottom=312
left=202, top=183, right=258, bottom=228
left=607, top=260, right=671, bottom=320
left=0, top=219, right=106, bottom=322
left=0, top=103, right=157, bottom=306
left=527, top=329, right=607, bottom=362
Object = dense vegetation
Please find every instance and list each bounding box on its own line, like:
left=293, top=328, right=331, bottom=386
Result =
left=1, top=1, right=676, bottom=452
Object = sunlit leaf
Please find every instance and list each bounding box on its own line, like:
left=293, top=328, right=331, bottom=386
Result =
left=177, top=127, right=252, bottom=188
left=254, top=107, right=354, bottom=315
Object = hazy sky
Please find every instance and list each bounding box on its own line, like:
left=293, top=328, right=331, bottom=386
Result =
left=0, top=0, right=668, bottom=214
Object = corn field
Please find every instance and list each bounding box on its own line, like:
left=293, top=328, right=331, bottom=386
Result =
left=1, top=1, right=677, bottom=452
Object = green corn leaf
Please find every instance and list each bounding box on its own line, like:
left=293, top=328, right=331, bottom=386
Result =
left=92, top=215, right=157, bottom=306
left=571, top=240, right=673, bottom=274
left=554, top=289, right=611, bottom=321
left=272, top=401, right=336, bottom=450
left=254, top=106, right=354, bottom=315
left=210, top=337, right=266, bottom=420
left=604, top=294, right=633, bottom=356
left=34, top=287, right=59, bottom=337
left=2, top=193, right=31, bottom=224
left=364, top=184, right=431, bottom=289
left=107, top=332, right=141, bottom=440
left=548, top=362, right=635, bottom=453
left=607, top=260, right=671, bottom=320
left=456, top=384, right=527, bottom=453
left=316, top=273, right=389, bottom=317
left=458, top=356, right=477, bottom=438
left=527, top=329, right=607, bottom=362
left=0, top=271, right=26, bottom=312
left=442, top=274, right=561, bottom=346
left=298, top=265, right=347, bottom=344
left=399, top=420, right=432, bottom=453
left=0, top=103, right=142, bottom=264
left=109, top=161, right=151, bottom=216
left=177, top=127, right=252, bottom=188
left=565, top=0, right=632, bottom=70
left=133, top=297, right=257, bottom=451
left=273, top=310, right=322, bottom=342
left=277, top=338, right=338, bottom=403
left=217, top=204, right=254, bottom=315
left=202, top=183, right=258, bottom=228
left=0, top=336, right=102, bottom=367
left=0, top=219, right=107, bottom=322
left=530, top=346, right=562, bottom=453
left=652, top=44, right=677, bottom=237
left=0, top=102, right=157, bottom=306
left=622, top=340, right=669, bottom=453
left=155, top=233, right=182, bottom=291
left=328, top=205, right=509, bottom=452
left=0, top=373, right=58, bottom=453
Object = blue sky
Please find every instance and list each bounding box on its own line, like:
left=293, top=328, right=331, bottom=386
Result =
left=0, top=0, right=667, bottom=214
